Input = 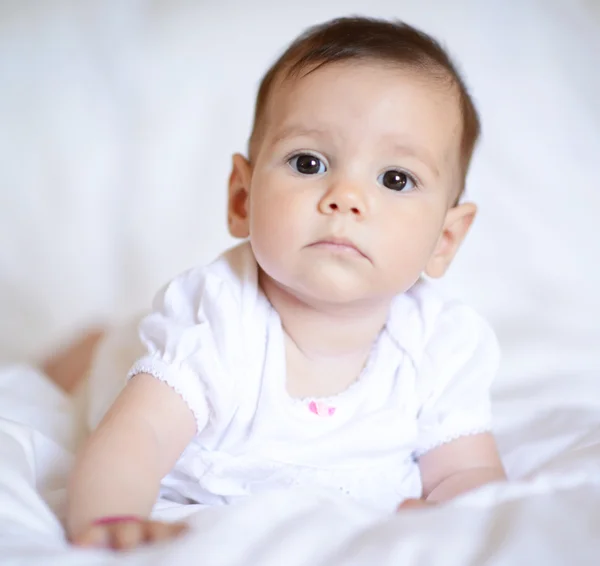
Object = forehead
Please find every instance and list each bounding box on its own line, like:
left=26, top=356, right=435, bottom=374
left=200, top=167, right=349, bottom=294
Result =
left=260, top=61, right=463, bottom=174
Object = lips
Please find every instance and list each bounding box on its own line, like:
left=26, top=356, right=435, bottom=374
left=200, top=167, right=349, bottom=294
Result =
left=308, top=236, right=369, bottom=260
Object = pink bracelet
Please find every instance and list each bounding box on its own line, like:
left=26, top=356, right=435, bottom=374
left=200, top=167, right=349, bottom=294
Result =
left=92, top=515, right=142, bottom=526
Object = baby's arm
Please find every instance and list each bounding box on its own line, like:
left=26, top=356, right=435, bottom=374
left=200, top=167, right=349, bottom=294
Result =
left=67, top=373, right=196, bottom=546
left=419, top=432, right=505, bottom=502
left=400, top=432, right=505, bottom=509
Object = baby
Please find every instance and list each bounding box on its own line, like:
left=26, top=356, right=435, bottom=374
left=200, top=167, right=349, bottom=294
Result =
left=67, top=16, right=506, bottom=549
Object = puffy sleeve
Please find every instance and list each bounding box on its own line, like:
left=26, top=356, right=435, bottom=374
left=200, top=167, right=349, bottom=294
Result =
left=128, top=267, right=239, bottom=433
left=414, top=303, right=500, bottom=458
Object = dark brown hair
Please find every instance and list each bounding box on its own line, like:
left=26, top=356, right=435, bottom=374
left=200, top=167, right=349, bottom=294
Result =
left=249, top=17, right=481, bottom=195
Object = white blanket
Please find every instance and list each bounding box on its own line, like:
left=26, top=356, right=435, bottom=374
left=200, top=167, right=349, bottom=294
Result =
left=1, top=364, right=599, bottom=565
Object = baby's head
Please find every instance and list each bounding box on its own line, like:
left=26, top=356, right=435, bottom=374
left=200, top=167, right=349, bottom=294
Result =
left=228, top=17, right=481, bottom=307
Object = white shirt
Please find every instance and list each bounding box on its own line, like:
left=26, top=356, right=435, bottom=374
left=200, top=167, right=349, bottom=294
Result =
left=90, top=242, right=499, bottom=514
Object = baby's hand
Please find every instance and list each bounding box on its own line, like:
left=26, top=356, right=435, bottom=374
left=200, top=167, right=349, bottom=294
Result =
left=71, top=517, right=188, bottom=550
left=397, top=498, right=434, bottom=511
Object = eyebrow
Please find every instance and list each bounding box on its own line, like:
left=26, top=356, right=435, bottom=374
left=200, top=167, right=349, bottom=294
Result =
left=270, top=125, right=331, bottom=146
left=386, top=140, right=441, bottom=179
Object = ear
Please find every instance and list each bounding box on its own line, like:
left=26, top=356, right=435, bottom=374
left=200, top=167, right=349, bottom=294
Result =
left=227, top=153, right=253, bottom=238
left=425, top=202, right=477, bottom=278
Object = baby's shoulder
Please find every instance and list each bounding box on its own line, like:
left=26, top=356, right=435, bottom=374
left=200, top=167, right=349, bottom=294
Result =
left=387, top=279, right=497, bottom=366
left=155, top=241, right=258, bottom=314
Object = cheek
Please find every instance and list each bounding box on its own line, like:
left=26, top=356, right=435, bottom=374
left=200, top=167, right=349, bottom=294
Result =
left=247, top=173, right=308, bottom=267
left=378, top=201, right=445, bottom=272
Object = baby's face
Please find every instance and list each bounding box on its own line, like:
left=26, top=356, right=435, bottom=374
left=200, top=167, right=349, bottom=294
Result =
left=235, top=62, right=469, bottom=305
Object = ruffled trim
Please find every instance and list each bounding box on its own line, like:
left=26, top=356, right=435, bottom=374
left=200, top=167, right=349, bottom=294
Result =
left=414, top=425, right=492, bottom=458
left=128, top=356, right=209, bottom=432
left=288, top=335, right=381, bottom=408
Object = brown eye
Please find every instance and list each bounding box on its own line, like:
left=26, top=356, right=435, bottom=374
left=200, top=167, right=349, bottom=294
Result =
left=379, top=169, right=416, bottom=191
left=289, top=154, right=326, bottom=175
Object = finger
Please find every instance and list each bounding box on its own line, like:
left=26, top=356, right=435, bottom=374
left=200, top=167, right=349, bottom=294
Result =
left=110, top=521, right=144, bottom=550
left=145, top=521, right=188, bottom=542
left=72, top=526, right=110, bottom=548
left=170, top=521, right=189, bottom=536
left=397, top=498, right=430, bottom=511
left=144, top=521, right=171, bottom=542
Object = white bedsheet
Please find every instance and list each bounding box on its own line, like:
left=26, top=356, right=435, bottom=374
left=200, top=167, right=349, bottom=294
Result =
left=1, top=364, right=599, bottom=565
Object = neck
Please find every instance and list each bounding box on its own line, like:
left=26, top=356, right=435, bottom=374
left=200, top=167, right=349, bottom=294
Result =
left=259, top=269, right=390, bottom=361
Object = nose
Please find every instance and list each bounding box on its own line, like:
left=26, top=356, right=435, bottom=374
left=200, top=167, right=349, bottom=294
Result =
left=318, top=181, right=368, bottom=218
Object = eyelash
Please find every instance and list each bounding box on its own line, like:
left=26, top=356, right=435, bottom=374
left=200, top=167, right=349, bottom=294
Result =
left=286, top=150, right=328, bottom=167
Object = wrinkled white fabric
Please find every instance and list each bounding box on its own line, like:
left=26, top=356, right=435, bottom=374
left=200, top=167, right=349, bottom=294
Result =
left=89, top=242, right=503, bottom=513
left=3, top=364, right=600, bottom=566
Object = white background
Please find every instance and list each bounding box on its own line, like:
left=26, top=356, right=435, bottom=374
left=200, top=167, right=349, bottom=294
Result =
left=0, top=0, right=598, bottom=389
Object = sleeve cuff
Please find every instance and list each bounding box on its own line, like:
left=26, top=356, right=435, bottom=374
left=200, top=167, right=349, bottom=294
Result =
left=128, top=356, right=209, bottom=432
left=414, top=419, right=492, bottom=458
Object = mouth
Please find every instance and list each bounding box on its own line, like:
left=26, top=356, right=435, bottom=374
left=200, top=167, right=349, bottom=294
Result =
left=308, top=236, right=370, bottom=260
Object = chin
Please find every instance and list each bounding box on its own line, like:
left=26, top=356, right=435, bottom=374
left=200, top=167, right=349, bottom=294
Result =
left=294, top=274, right=371, bottom=306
